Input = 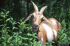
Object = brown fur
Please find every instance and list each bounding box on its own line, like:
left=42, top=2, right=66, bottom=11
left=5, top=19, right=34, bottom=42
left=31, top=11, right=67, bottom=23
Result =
left=38, top=22, right=47, bottom=46
left=38, top=20, right=60, bottom=45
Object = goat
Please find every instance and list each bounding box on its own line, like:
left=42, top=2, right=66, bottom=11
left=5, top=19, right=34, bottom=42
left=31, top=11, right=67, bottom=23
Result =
left=22, top=1, right=61, bottom=45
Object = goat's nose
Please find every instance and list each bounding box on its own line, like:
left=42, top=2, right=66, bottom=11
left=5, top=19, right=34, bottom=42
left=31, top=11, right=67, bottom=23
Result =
left=35, top=25, right=38, bottom=27
left=33, top=24, right=38, bottom=28
left=34, top=24, right=38, bottom=27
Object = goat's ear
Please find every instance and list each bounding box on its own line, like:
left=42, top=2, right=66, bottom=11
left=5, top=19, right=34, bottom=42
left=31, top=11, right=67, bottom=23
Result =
left=40, top=6, right=47, bottom=14
left=31, top=1, right=38, bottom=12
left=23, top=14, right=33, bottom=23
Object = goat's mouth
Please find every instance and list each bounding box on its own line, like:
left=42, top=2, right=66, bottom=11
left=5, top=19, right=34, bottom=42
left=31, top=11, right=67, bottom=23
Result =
left=32, top=24, right=38, bottom=32
left=32, top=27, right=38, bottom=32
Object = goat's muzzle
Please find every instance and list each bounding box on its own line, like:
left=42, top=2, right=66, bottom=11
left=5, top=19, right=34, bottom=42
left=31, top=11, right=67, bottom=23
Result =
left=32, top=24, right=38, bottom=32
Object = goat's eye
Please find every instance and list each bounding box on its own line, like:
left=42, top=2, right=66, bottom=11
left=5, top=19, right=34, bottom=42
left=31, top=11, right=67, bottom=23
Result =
left=32, top=15, right=34, bottom=18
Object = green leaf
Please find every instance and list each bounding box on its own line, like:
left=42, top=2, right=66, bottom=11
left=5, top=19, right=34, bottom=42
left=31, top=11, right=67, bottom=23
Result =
left=22, top=37, right=28, bottom=40
left=27, top=33, right=32, bottom=36
left=12, top=21, right=17, bottom=25
left=8, top=36, right=12, bottom=41
left=0, top=24, right=4, bottom=27
left=1, top=12, right=4, bottom=14
left=6, top=18, right=10, bottom=22
left=29, top=38, right=33, bottom=40
left=0, top=15, right=5, bottom=18
left=6, top=27, right=10, bottom=29
left=6, top=11, right=9, bottom=14
left=2, top=37, right=6, bottom=40
left=13, top=27, right=15, bottom=30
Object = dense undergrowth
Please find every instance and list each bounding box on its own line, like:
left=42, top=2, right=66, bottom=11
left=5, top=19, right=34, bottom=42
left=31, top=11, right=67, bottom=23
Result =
left=0, top=10, right=70, bottom=46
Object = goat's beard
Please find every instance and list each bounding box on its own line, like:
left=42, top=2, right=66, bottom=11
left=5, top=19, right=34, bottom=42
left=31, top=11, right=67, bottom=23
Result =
left=32, top=27, right=38, bottom=32
left=32, top=23, right=39, bottom=32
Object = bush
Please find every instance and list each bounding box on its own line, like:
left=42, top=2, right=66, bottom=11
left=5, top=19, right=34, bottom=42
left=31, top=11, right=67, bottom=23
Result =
left=0, top=10, right=70, bottom=46
left=0, top=10, right=43, bottom=46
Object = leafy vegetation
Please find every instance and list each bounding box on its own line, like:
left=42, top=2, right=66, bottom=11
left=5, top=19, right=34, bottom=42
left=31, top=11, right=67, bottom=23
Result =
left=0, top=0, right=70, bottom=46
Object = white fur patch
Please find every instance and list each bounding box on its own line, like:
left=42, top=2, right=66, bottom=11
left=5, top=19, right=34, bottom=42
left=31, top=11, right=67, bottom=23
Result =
left=41, top=38, right=43, bottom=42
left=42, top=24, right=53, bottom=42
left=53, top=29, right=57, bottom=38
left=50, top=20, right=57, bottom=25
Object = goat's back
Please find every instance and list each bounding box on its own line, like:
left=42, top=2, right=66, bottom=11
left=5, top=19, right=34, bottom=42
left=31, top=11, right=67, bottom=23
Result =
left=48, top=18, right=61, bottom=30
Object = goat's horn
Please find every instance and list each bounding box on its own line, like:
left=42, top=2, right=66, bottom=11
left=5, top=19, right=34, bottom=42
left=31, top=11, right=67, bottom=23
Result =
left=23, top=14, right=33, bottom=23
left=31, top=1, right=38, bottom=11
left=40, top=6, right=47, bottom=14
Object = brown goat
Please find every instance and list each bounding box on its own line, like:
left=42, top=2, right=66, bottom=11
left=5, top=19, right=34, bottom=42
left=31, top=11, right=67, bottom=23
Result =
left=22, top=1, right=61, bottom=46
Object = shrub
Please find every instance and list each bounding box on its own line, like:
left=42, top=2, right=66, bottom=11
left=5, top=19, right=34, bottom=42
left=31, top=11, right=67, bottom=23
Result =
left=0, top=10, right=70, bottom=46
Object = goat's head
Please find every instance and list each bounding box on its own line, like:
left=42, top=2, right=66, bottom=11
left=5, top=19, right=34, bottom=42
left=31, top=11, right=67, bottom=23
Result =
left=32, top=1, right=48, bottom=32
left=23, top=1, right=48, bottom=32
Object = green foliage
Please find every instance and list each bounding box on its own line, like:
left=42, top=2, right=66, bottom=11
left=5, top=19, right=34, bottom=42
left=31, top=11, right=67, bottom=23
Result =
left=0, top=10, right=70, bottom=46
left=58, top=19, right=70, bottom=44
left=45, top=41, right=55, bottom=46
left=0, top=0, right=70, bottom=46
left=0, top=10, right=43, bottom=46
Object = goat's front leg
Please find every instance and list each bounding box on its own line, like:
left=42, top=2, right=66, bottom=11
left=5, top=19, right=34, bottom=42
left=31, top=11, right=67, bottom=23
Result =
left=38, top=31, right=46, bottom=46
